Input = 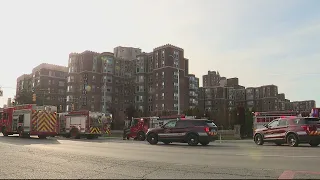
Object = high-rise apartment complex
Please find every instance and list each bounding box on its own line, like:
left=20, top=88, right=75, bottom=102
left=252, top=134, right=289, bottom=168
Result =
left=64, top=44, right=197, bottom=128
left=16, top=63, right=68, bottom=111
left=203, top=71, right=221, bottom=87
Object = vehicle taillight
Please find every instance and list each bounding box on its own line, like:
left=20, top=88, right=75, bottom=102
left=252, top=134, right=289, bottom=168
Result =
left=204, top=127, right=209, bottom=133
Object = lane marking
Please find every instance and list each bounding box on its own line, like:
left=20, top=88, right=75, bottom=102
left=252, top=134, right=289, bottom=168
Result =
left=279, top=170, right=320, bottom=179
left=278, top=171, right=295, bottom=179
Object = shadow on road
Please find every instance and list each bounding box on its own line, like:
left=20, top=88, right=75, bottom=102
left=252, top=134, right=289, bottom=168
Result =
left=0, top=136, right=60, bottom=145
left=262, top=143, right=320, bottom=148
left=54, top=136, right=113, bottom=143
left=155, top=142, right=241, bottom=149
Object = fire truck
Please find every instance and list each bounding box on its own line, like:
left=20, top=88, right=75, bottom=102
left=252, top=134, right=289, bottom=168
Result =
left=310, top=108, right=320, bottom=117
left=0, top=104, right=58, bottom=138
left=253, top=111, right=300, bottom=131
left=125, top=114, right=188, bottom=141
left=57, top=110, right=111, bottom=139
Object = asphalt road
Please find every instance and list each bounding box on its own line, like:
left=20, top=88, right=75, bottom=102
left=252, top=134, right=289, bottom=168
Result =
left=0, top=135, right=320, bottom=179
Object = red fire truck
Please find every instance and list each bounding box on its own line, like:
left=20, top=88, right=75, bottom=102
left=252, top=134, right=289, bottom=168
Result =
left=310, top=108, right=320, bottom=117
left=0, top=104, right=59, bottom=138
left=125, top=115, right=187, bottom=141
left=57, top=110, right=112, bottom=139
left=253, top=111, right=300, bottom=131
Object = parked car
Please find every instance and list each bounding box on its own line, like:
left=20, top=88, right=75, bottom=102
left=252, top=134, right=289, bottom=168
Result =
left=146, top=119, right=218, bottom=146
left=254, top=117, right=320, bottom=147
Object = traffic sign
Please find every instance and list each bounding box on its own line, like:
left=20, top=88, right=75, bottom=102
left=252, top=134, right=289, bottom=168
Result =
left=0, top=89, right=3, bottom=97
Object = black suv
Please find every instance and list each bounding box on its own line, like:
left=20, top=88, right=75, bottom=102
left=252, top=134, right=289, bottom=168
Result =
left=146, top=119, right=218, bottom=146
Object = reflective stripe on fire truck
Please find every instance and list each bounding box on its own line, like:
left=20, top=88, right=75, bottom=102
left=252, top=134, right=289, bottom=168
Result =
left=37, top=111, right=57, bottom=132
left=309, top=131, right=320, bottom=136
left=31, top=110, right=39, bottom=131
left=89, top=127, right=101, bottom=134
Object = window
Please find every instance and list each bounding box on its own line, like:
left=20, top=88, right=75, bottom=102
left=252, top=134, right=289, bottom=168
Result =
left=18, top=114, right=24, bottom=123
left=139, top=75, right=144, bottom=82
left=161, top=93, right=165, bottom=100
left=58, top=81, right=65, bottom=87
left=161, top=103, right=165, bottom=110
left=162, top=72, right=165, bottom=78
left=268, top=120, right=279, bottom=128
left=67, top=95, right=73, bottom=102
left=279, top=119, right=288, bottom=126
left=176, top=120, right=193, bottom=128
left=148, top=105, right=153, bottom=112
left=68, top=76, right=74, bottom=82
left=161, top=82, right=165, bottom=89
left=173, top=71, right=178, bottom=79
left=164, top=120, right=177, bottom=128
left=107, top=77, right=112, bottom=83
left=174, top=82, right=178, bottom=90
left=174, top=93, right=178, bottom=100
left=174, top=104, right=178, bottom=111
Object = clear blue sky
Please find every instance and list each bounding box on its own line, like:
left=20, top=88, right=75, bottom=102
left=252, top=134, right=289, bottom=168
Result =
left=0, top=0, right=319, bottom=107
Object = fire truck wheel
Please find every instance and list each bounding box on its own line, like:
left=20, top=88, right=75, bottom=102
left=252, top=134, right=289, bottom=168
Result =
left=1, top=127, right=8, bottom=136
left=137, top=132, right=146, bottom=141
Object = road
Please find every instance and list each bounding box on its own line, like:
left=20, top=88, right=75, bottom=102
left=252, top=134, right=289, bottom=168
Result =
left=0, top=136, right=320, bottom=179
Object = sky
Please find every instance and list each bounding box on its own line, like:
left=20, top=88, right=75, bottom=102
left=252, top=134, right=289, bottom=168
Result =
left=0, top=0, right=319, bottom=107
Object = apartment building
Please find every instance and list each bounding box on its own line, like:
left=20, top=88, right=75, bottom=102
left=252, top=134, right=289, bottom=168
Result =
left=16, top=74, right=33, bottom=104
left=114, top=46, right=142, bottom=60
left=130, top=44, right=191, bottom=116
left=65, top=44, right=197, bottom=128
left=66, top=50, right=136, bottom=128
left=188, top=74, right=199, bottom=109
left=290, top=100, right=316, bottom=112
left=203, top=71, right=220, bottom=87
left=245, top=85, right=279, bottom=112
left=150, top=44, right=190, bottom=115
left=16, top=63, right=68, bottom=111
